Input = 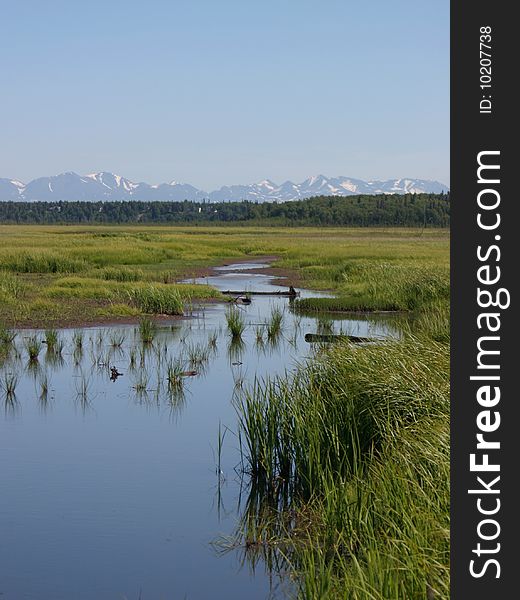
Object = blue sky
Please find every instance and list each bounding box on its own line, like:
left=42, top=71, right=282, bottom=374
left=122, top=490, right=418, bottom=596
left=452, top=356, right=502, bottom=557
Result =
left=1, top=0, right=449, bottom=189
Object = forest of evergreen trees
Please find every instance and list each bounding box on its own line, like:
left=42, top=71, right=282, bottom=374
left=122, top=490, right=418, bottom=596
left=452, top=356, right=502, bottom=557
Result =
left=0, top=193, right=450, bottom=227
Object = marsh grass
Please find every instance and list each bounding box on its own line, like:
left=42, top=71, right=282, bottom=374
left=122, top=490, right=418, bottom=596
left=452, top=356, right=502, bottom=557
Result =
left=0, top=271, right=28, bottom=300
left=109, top=332, right=126, bottom=348
left=255, top=326, right=264, bottom=344
left=266, top=306, right=284, bottom=341
left=0, top=226, right=447, bottom=327
left=166, top=358, right=185, bottom=391
left=100, top=266, right=144, bottom=282
left=226, top=306, right=246, bottom=339
left=0, top=326, right=16, bottom=346
left=316, top=316, right=334, bottom=335
left=128, top=347, right=137, bottom=370
left=138, top=317, right=157, bottom=344
left=232, top=335, right=449, bottom=599
left=24, top=336, right=42, bottom=361
left=186, top=342, right=210, bottom=368
left=44, top=329, right=60, bottom=351
left=72, top=330, right=84, bottom=351
left=132, top=370, right=150, bottom=394
left=295, top=263, right=449, bottom=314
left=207, top=331, right=218, bottom=351
left=126, top=285, right=184, bottom=315
left=1, top=252, right=88, bottom=274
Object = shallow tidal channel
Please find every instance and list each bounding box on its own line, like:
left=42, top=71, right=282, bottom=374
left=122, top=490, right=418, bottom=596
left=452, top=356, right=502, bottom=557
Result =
left=0, top=263, right=397, bottom=600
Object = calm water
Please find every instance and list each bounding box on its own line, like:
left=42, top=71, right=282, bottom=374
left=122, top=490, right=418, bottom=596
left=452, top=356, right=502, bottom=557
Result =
left=0, top=264, right=397, bottom=600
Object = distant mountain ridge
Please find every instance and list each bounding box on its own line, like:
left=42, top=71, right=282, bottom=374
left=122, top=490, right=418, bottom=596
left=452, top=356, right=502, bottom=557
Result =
left=0, top=172, right=449, bottom=203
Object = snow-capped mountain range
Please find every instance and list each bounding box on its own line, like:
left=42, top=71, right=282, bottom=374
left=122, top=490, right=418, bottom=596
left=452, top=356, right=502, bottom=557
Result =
left=0, top=172, right=448, bottom=203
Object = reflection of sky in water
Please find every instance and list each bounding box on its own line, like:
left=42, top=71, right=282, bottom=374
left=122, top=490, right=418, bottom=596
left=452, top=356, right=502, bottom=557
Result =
left=0, top=264, right=400, bottom=600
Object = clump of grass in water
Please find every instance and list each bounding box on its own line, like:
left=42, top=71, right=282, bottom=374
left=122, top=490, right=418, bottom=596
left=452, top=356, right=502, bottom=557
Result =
left=128, top=347, right=137, bottom=370
left=166, top=358, right=185, bottom=391
left=255, top=326, right=264, bottom=344
left=266, top=306, right=284, bottom=340
left=44, top=329, right=59, bottom=352
left=186, top=342, right=210, bottom=372
left=109, top=332, right=126, bottom=348
left=226, top=306, right=246, bottom=339
left=207, top=331, right=218, bottom=351
left=72, top=331, right=84, bottom=351
left=24, top=336, right=42, bottom=361
left=132, top=370, right=150, bottom=395
left=138, top=317, right=157, bottom=344
left=316, top=316, right=334, bottom=336
left=0, top=326, right=16, bottom=346
left=45, top=329, right=63, bottom=361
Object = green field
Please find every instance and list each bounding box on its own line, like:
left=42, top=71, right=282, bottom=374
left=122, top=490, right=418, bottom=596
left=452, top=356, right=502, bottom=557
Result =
left=0, top=224, right=450, bottom=599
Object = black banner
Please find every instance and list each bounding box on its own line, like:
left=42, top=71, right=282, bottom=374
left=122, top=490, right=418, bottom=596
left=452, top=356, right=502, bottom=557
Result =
left=451, top=2, right=515, bottom=598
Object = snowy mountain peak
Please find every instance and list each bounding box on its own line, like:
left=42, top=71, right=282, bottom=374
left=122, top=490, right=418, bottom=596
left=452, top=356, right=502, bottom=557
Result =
left=0, top=172, right=449, bottom=202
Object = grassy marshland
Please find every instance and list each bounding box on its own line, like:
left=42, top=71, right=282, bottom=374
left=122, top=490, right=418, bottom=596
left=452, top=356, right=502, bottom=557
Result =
left=0, top=225, right=447, bottom=327
left=0, top=224, right=449, bottom=598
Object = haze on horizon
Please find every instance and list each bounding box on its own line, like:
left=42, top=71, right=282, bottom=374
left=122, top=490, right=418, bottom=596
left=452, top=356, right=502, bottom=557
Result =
left=0, top=0, right=449, bottom=190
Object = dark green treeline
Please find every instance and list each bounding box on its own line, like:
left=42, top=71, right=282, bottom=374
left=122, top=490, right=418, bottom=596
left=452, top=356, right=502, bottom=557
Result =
left=0, top=193, right=450, bottom=226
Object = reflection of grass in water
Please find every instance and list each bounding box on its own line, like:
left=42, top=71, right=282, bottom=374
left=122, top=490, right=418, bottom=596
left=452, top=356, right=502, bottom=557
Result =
left=128, top=347, right=137, bottom=370
left=186, top=342, right=210, bottom=368
left=74, top=372, right=92, bottom=411
left=1, top=371, right=19, bottom=401
left=37, top=373, right=50, bottom=410
left=212, top=478, right=293, bottom=592
left=227, top=337, right=245, bottom=365
left=165, top=382, right=187, bottom=418
left=108, top=345, right=125, bottom=364
left=45, top=346, right=65, bottom=369
left=132, top=369, right=150, bottom=394
left=254, top=326, right=264, bottom=345
left=72, top=330, right=83, bottom=351
left=25, top=357, right=43, bottom=381
left=316, top=316, right=334, bottom=335
left=109, top=331, right=126, bottom=348
left=207, top=331, right=218, bottom=351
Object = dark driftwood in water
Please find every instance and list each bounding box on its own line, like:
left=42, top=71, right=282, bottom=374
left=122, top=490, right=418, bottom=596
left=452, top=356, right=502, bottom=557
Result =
left=222, top=290, right=299, bottom=297
left=304, top=333, right=373, bottom=344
